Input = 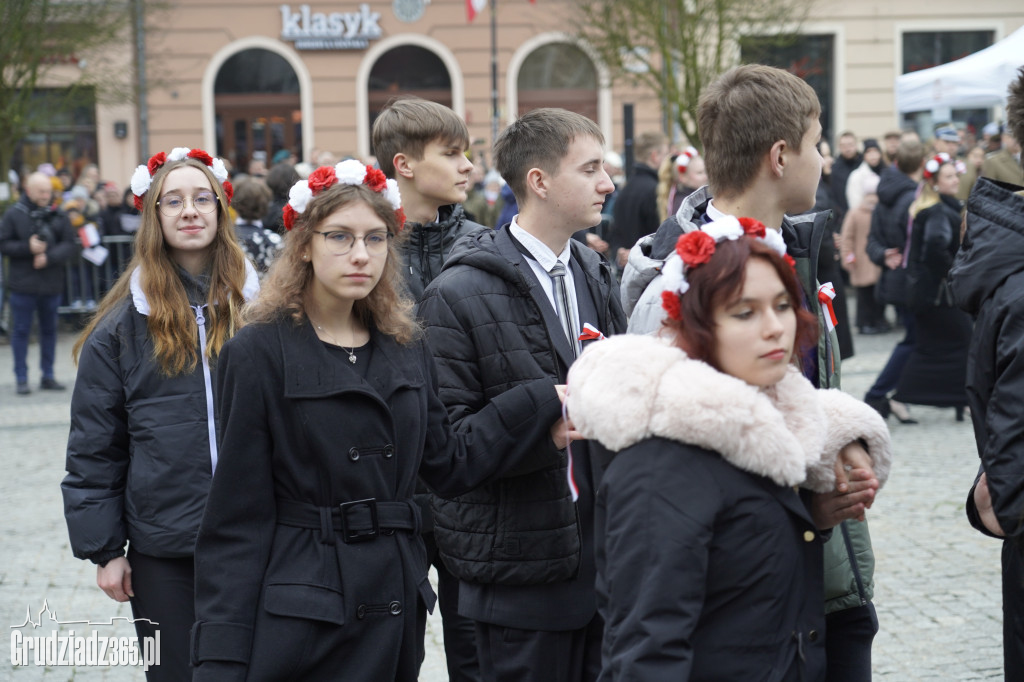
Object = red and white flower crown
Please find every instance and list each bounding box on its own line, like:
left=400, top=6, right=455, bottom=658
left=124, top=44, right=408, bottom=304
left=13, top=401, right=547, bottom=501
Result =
left=675, top=146, right=700, bottom=172
left=923, top=152, right=966, bottom=180
left=130, top=147, right=232, bottom=211
left=282, top=159, right=405, bottom=231
left=661, top=215, right=793, bottom=321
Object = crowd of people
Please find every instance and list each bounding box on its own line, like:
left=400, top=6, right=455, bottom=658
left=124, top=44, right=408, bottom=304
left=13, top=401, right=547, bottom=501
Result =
left=0, top=56, right=1016, bottom=681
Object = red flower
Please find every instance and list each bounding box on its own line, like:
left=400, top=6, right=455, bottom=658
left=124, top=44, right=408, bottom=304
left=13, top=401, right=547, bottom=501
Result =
left=738, top=216, right=766, bottom=238
left=282, top=204, right=298, bottom=231
left=147, top=152, right=166, bottom=176
left=675, top=231, right=716, bottom=267
left=394, top=207, right=407, bottom=231
left=307, top=166, right=337, bottom=194
left=364, top=167, right=387, bottom=192
left=222, top=180, right=234, bottom=205
left=661, top=290, right=682, bottom=321
left=133, top=194, right=144, bottom=211
left=784, top=253, right=797, bottom=270
left=187, top=149, right=213, bottom=166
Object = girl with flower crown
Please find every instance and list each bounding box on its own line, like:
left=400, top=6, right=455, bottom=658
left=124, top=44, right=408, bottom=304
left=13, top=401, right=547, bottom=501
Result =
left=190, top=161, right=570, bottom=681
left=62, top=148, right=258, bottom=681
left=565, top=216, right=893, bottom=681
left=892, top=153, right=971, bottom=419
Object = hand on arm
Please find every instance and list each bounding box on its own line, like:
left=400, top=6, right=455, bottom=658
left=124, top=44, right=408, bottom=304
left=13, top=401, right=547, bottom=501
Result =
left=29, top=235, right=47, bottom=254
left=810, top=442, right=879, bottom=529
left=884, top=248, right=903, bottom=270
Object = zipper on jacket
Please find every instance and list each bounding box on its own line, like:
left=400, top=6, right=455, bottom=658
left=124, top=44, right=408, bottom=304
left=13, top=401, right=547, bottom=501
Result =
left=193, top=305, right=219, bottom=473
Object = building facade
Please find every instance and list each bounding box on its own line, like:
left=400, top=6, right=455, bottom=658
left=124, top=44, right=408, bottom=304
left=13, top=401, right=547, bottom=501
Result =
left=14, top=0, right=1024, bottom=188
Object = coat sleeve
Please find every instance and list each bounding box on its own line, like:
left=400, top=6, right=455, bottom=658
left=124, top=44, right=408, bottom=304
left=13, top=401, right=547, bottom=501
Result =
left=922, top=211, right=955, bottom=279
left=46, top=212, right=79, bottom=266
left=416, top=281, right=564, bottom=489
left=803, top=389, right=893, bottom=493
left=0, top=210, right=33, bottom=259
left=416, top=339, right=562, bottom=497
left=865, top=203, right=889, bottom=267
left=599, top=440, right=716, bottom=680
left=839, top=211, right=856, bottom=271
left=975, top=302, right=1024, bottom=537
left=61, top=318, right=131, bottom=564
left=192, top=338, right=276, bottom=682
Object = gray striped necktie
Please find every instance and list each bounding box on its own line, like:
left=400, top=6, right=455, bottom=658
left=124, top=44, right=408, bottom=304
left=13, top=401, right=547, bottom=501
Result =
left=548, top=261, right=580, bottom=357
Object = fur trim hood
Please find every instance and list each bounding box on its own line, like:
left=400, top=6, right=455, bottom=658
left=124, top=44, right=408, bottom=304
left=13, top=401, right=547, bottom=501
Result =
left=129, top=260, right=260, bottom=316
left=567, top=335, right=891, bottom=491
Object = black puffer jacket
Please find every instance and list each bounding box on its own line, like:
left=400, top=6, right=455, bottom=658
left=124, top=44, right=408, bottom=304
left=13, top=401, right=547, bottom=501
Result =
left=0, top=195, right=77, bottom=296
left=62, top=265, right=259, bottom=563
left=417, top=227, right=626, bottom=586
left=401, top=204, right=485, bottom=301
left=905, top=194, right=961, bottom=312
left=611, top=163, right=660, bottom=255
left=949, top=178, right=1024, bottom=538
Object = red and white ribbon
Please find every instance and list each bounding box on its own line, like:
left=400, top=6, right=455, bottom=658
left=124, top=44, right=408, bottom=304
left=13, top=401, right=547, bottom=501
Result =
left=817, top=282, right=838, bottom=332
left=577, top=323, right=605, bottom=343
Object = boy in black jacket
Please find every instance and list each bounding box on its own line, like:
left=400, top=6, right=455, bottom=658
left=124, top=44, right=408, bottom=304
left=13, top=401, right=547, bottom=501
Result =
left=418, top=108, right=626, bottom=682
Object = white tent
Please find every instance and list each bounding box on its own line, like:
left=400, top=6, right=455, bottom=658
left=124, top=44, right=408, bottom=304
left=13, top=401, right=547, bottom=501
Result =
left=896, top=25, right=1024, bottom=113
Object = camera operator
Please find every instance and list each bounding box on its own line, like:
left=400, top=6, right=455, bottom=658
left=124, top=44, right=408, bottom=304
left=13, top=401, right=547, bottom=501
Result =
left=0, top=171, right=76, bottom=395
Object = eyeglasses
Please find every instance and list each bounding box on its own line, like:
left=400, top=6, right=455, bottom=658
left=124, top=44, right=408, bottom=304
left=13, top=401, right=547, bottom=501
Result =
left=157, top=191, right=219, bottom=217
left=313, top=230, right=393, bottom=256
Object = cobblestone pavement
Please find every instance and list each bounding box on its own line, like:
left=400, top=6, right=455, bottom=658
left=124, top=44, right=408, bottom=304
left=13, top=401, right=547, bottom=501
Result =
left=0, top=320, right=1004, bottom=680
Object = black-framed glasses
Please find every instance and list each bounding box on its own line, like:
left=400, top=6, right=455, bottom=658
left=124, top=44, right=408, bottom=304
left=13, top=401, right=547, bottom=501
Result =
left=157, top=191, right=218, bottom=217
left=313, top=230, right=392, bottom=256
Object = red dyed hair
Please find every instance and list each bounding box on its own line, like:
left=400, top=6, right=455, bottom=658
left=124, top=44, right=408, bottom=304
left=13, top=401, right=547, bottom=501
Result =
left=662, top=237, right=819, bottom=372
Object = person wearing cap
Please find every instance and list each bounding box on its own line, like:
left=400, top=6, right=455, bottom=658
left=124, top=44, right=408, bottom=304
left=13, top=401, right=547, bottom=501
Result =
left=980, top=124, right=1024, bottom=186
left=933, top=124, right=962, bottom=157
left=982, top=121, right=1003, bottom=153
left=882, top=131, right=902, bottom=166
left=846, top=138, right=886, bottom=213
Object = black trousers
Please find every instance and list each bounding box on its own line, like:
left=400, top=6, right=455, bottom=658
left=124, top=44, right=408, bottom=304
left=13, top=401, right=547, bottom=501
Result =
left=825, top=602, right=879, bottom=682
left=1003, top=536, right=1024, bottom=680
left=127, top=547, right=195, bottom=682
left=474, top=614, right=602, bottom=682
left=424, top=533, right=481, bottom=682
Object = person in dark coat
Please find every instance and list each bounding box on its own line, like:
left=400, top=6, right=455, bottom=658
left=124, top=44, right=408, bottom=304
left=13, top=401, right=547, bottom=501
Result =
left=190, top=162, right=568, bottom=682
left=568, top=224, right=891, bottom=682
left=862, top=134, right=926, bottom=422
left=0, top=172, right=77, bottom=394
left=231, top=177, right=282, bottom=275
left=62, top=148, right=256, bottom=682
left=418, top=109, right=627, bottom=682
left=372, top=96, right=490, bottom=680
left=611, top=131, right=668, bottom=268
left=261, top=162, right=299, bottom=234
left=830, top=131, right=863, bottom=227
left=893, top=154, right=970, bottom=417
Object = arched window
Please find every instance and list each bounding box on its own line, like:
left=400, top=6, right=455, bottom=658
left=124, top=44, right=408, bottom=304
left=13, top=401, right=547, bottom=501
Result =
left=517, top=43, right=598, bottom=120
left=368, top=45, right=453, bottom=148
left=214, top=48, right=301, bottom=173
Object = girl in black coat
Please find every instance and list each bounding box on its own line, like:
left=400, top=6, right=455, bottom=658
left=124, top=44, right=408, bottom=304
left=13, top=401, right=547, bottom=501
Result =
left=191, top=162, right=568, bottom=681
left=894, top=153, right=972, bottom=416
left=62, top=148, right=256, bottom=681
left=566, top=218, right=892, bottom=681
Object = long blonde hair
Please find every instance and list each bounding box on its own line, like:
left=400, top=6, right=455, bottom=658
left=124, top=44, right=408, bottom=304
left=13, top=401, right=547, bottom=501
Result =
left=73, top=158, right=249, bottom=375
left=244, top=182, right=419, bottom=344
left=656, top=154, right=676, bottom=223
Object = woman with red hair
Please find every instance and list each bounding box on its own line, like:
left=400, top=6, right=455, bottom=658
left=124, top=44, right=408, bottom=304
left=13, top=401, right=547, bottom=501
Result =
left=567, top=216, right=893, bottom=681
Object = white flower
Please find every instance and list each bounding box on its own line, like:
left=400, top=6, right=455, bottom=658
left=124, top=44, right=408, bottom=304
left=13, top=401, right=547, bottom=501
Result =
left=130, top=165, right=152, bottom=197
left=335, top=159, right=367, bottom=186
left=762, top=228, right=787, bottom=257
left=383, top=178, right=402, bottom=210
left=702, top=215, right=743, bottom=243
left=288, top=179, right=313, bottom=214
left=661, top=253, right=685, bottom=294
left=167, top=147, right=191, bottom=162
left=925, top=158, right=940, bottom=175
left=210, top=157, right=228, bottom=183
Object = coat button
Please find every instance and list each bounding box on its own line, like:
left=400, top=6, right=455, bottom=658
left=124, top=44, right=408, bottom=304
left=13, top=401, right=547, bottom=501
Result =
left=808, top=630, right=819, bottom=642
left=348, top=447, right=359, bottom=461
left=383, top=444, right=394, bottom=459
left=389, top=601, right=402, bottom=616
left=803, top=530, right=816, bottom=543
left=356, top=604, right=366, bottom=619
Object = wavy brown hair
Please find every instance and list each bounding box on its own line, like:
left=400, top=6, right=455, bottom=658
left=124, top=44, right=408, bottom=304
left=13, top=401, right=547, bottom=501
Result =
left=244, top=181, right=419, bottom=344
left=73, top=157, right=250, bottom=375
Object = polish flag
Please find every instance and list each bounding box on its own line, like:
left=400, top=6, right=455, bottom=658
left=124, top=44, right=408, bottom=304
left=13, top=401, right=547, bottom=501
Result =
left=468, top=0, right=535, bottom=22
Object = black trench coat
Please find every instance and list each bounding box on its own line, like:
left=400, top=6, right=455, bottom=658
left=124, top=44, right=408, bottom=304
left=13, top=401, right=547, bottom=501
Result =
left=191, top=318, right=561, bottom=681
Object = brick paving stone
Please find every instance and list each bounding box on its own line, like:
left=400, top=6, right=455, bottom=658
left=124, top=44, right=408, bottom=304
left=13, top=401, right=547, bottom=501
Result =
left=0, top=314, right=1009, bottom=681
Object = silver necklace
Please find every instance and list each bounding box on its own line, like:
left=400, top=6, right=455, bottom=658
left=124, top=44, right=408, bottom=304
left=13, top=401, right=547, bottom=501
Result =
left=312, top=319, right=357, bottom=363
